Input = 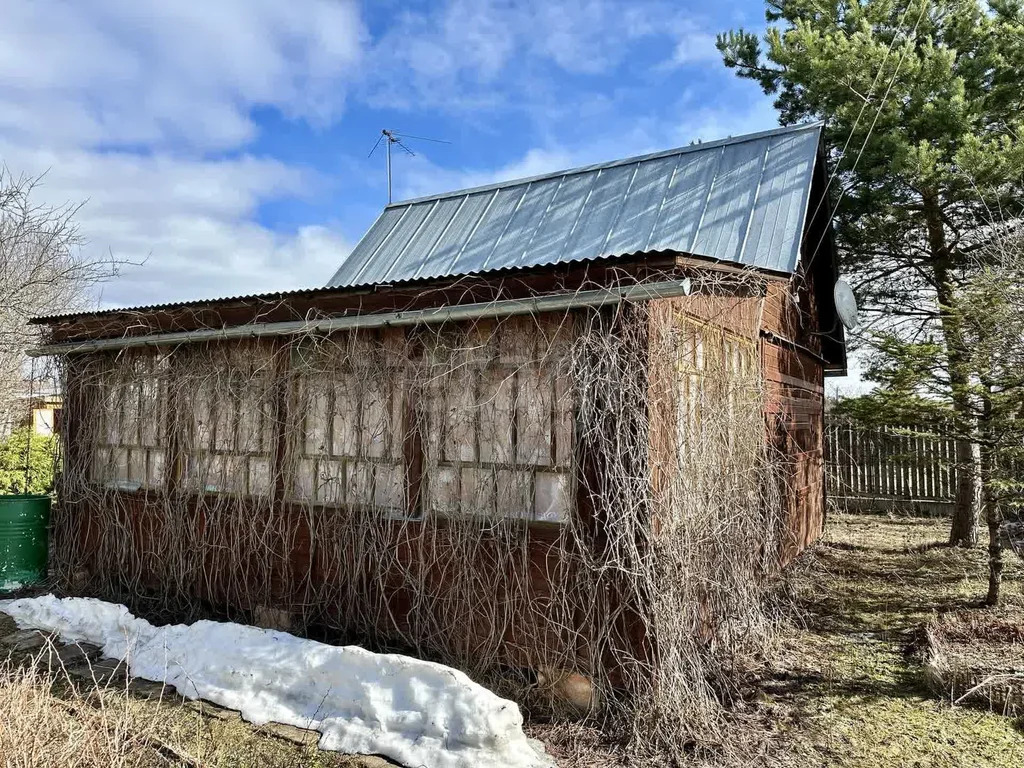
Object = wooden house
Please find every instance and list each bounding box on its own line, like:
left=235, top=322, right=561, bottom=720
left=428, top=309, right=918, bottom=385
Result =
left=29, top=122, right=845, bottom=697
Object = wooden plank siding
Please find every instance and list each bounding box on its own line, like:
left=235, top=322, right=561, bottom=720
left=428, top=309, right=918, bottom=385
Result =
left=762, top=341, right=825, bottom=560
left=52, top=263, right=831, bottom=685
left=759, top=272, right=828, bottom=562
left=646, top=292, right=762, bottom=517
left=58, top=312, right=620, bottom=680
left=68, top=490, right=575, bottom=666
left=646, top=275, right=830, bottom=565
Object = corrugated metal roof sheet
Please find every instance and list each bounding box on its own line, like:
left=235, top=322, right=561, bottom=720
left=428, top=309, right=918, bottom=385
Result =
left=33, top=123, right=822, bottom=326
left=328, top=122, right=823, bottom=288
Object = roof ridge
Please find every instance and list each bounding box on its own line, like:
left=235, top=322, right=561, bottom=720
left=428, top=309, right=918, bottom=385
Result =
left=388, top=121, right=823, bottom=208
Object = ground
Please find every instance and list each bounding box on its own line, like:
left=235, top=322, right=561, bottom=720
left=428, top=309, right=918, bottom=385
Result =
left=1, top=512, right=1022, bottom=767
left=0, top=611, right=397, bottom=768
left=763, top=512, right=1024, bottom=767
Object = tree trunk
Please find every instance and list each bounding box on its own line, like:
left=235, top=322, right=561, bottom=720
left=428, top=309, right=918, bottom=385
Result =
left=985, top=510, right=1003, bottom=606
left=948, top=440, right=980, bottom=547
left=978, top=468, right=1000, bottom=605
left=979, top=394, right=1002, bottom=606
left=935, top=284, right=980, bottom=547
left=929, top=204, right=979, bottom=548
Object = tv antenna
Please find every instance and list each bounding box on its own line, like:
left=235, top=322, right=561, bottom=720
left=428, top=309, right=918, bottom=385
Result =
left=369, top=129, right=451, bottom=204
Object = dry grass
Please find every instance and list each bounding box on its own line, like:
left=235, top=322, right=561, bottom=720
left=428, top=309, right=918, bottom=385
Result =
left=925, top=610, right=1024, bottom=718
left=0, top=661, right=159, bottom=768
left=6, top=513, right=1022, bottom=768
left=0, top=616, right=391, bottom=768
left=755, top=512, right=1024, bottom=768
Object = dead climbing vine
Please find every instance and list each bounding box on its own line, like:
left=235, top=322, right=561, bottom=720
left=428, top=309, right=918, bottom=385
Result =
left=43, top=268, right=789, bottom=763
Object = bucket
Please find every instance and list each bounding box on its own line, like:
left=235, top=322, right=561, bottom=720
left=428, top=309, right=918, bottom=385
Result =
left=0, top=494, right=51, bottom=590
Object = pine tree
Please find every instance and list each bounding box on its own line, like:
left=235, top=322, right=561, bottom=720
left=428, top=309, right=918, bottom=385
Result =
left=718, top=0, right=1024, bottom=545
left=833, top=237, right=1024, bottom=605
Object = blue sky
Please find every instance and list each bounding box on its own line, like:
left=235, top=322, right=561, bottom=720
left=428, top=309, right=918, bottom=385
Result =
left=0, top=0, right=781, bottom=310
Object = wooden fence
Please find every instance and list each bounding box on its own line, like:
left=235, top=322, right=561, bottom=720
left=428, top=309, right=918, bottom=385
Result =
left=825, top=421, right=958, bottom=515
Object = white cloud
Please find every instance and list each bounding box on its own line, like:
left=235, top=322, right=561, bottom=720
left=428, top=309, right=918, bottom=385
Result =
left=0, top=1, right=363, bottom=310
left=360, top=0, right=705, bottom=110
left=669, top=29, right=721, bottom=66
left=0, top=0, right=768, bottom=316
left=0, top=142, right=350, bottom=308
left=0, top=0, right=365, bottom=151
left=99, top=220, right=351, bottom=308
left=397, top=148, right=576, bottom=201
left=668, top=97, right=781, bottom=145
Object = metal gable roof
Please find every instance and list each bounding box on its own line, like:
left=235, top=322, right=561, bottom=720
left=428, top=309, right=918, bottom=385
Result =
left=328, top=122, right=823, bottom=288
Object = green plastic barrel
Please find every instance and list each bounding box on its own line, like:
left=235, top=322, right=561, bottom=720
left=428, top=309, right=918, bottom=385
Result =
left=0, top=494, right=51, bottom=589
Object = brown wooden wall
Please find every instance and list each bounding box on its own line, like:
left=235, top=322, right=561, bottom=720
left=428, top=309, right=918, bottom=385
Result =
left=644, top=286, right=825, bottom=563
left=646, top=292, right=762, bottom=504
left=760, top=275, right=827, bottom=561
left=60, top=491, right=580, bottom=672
left=53, top=266, right=829, bottom=681
left=762, top=341, right=825, bottom=560
left=55, top=311, right=640, bottom=683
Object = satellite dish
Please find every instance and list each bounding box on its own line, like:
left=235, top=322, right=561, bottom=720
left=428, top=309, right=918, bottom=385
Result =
left=833, top=279, right=859, bottom=330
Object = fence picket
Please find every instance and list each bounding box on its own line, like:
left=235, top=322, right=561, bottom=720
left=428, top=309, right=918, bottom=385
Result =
left=825, top=420, right=957, bottom=515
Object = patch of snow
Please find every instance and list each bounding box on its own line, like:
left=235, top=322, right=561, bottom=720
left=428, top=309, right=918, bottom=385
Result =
left=0, top=595, right=553, bottom=768
left=0, top=580, right=23, bottom=592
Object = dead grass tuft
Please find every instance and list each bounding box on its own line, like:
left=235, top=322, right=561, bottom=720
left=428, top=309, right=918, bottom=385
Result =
left=0, top=641, right=391, bottom=768
left=0, top=655, right=163, bottom=768
left=924, top=609, right=1024, bottom=718
left=928, top=611, right=1024, bottom=645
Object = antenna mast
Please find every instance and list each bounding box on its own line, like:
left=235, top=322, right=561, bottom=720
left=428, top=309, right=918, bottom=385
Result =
left=369, top=129, right=450, bottom=204
left=383, top=129, right=394, bottom=204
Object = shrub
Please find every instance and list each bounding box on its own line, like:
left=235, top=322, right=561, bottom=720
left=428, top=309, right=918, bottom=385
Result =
left=0, top=426, right=57, bottom=495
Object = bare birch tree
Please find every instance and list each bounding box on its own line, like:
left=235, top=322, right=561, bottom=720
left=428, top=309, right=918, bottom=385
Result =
left=0, top=168, right=113, bottom=431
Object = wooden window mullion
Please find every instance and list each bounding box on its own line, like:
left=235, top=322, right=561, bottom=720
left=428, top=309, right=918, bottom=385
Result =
left=165, top=350, right=185, bottom=496
left=271, top=340, right=292, bottom=507
left=403, top=331, right=424, bottom=520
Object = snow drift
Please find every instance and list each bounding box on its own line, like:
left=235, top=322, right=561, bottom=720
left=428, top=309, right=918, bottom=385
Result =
left=0, top=595, right=552, bottom=768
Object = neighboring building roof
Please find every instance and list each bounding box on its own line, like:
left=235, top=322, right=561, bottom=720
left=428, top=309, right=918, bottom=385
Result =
left=328, top=122, right=823, bottom=289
